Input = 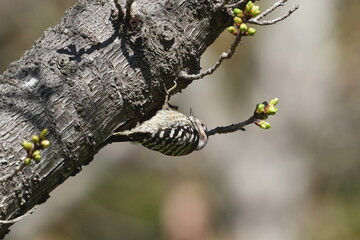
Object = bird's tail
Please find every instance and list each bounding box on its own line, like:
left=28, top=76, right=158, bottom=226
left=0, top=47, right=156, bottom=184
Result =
left=105, top=131, right=150, bottom=144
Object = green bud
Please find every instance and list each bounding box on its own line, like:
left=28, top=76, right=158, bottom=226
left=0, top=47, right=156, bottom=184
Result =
left=32, top=150, right=41, bottom=157
left=266, top=106, right=278, bottom=115
left=32, top=135, right=40, bottom=144
left=24, top=158, right=31, bottom=165
left=257, top=103, right=265, bottom=110
left=233, top=16, right=242, bottom=24
left=250, top=5, right=261, bottom=17
left=239, top=23, right=248, bottom=32
left=234, top=9, right=244, bottom=18
left=227, top=26, right=237, bottom=35
left=256, top=103, right=265, bottom=114
left=233, top=8, right=243, bottom=16
left=269, top=98, right=279, bottom=106
left=40, top=129, right=48, bottom=139
left=247, top=27, right=256, bottom=36
left=40, top=139, right=51, bottom=148
left=33, top=154, right=42, bottom=162
left=21, top=141, right=33, bottom=151
left=258, top=121, right=271, bottom=129
left=245, top=1, right=254, bottom=13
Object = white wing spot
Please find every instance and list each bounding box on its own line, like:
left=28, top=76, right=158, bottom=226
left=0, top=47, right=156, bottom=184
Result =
left=169, top=129, right=175, bottom=138
left=177, top=129, right=183, bottom=138
left=189, top=134, right=194, bottom=142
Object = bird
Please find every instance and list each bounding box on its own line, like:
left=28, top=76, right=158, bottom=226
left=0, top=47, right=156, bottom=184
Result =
left=108, top=81, right=208, bottom=156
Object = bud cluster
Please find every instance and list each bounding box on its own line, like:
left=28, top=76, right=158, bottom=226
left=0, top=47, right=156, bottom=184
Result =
left=227, top=1, right=260, bottom=37
left=21, top=129, right=51, bottom=165
left=253, top=98, right=279, bottom=129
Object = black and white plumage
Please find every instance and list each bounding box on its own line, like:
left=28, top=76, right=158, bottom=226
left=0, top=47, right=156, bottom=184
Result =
left=110, top=81, right=208, bottom=156
left=111, top=108, right=208, bottom=156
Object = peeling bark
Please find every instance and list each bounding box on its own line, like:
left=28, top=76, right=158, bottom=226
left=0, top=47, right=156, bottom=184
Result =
left=0, top=0, right=230, bottom=237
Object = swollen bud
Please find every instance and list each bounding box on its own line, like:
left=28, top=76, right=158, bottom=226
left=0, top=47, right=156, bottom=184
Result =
left=21, top=141, right=33, bottom=151
left=233, top=8, right=243, bottom=16
left=250, top=5, right=261, bottom=17
left=33, top=154, right=42, bottom=162
left=245, top=1, right=255, bottom=13
left=40, top=129, right=48, bottom=139
left=234, top=16, right=242, bottom=24
left=257, top=121, right=272, bottom=129
left=269, top=98, right=279, bottom=106
left=24, top=158, right=31, bottom=165
left=32, top=135, right=40, bottom=144
left=266, top=106, right=278, bottom=115
left=247, top=27, right=256, bottom=36
left=234, top=9, right=244, bottom=18
left=40, top=139, right=51, bottom=148
left=32, top=150, right=41, bottom=157
left=239, top=23, right=248, bottom=32
left=227, top=26, right=237, bottom=35
left=256, top=103, right=265, bottom=114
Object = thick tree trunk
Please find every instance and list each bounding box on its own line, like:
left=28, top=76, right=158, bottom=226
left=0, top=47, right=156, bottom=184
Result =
left=0, top=0, right=230, bottom=237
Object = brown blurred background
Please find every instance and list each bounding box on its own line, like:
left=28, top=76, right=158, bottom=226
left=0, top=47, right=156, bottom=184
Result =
left=2, top=0, right=360, bottom=239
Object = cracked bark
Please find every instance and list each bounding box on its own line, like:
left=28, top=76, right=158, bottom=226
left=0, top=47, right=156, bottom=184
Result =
left=0, top=0, right=231, bottom=237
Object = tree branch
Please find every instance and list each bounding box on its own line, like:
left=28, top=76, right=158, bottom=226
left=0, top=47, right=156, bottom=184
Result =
left=0, top=0, right=232, bottom=236
left=207, top=117, right=251, bottom=136
left=207, top=98, right=279, bottom=136
left=179, top=33, right=243, bottom=81
left=179, top=0, right=299, bottom=81
left=0, top=0, right=293, bottom=237
left=248, top=1, right=299, bottom=26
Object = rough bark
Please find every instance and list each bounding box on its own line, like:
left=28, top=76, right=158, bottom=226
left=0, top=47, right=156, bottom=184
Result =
left=0, top=0, right=230, bottom=237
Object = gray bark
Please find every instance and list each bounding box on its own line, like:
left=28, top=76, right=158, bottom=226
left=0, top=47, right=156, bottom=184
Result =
left=0, top=0, right=230, bottom=237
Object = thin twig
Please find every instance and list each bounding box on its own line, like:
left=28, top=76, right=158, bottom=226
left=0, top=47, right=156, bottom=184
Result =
left=114, top=0, right=125, bottom=22
left=180, top=0, right=299, bottom=81
left=207, top=98, right=279, bottom=135
left=125, top=0, right=134, bottom=25
left=0, top=207, right=37, bottom=224
left=163, top=81, right=177, bottom=109
left=207, top=116, right=255, bottom=136
left=256, top=0, right=289, bottom=20
left=180, top=33, right=243, bottom=81
left=248, top=1, right=299, bottom=26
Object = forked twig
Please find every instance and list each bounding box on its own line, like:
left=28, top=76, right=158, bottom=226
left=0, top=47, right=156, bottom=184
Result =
left=125, top=0, right=134, bottom=22
left=248, top=0, right=299, bottom=26
left=180, top=0, right=299, bottom=81
left=179, top=33, right=243, bottom=81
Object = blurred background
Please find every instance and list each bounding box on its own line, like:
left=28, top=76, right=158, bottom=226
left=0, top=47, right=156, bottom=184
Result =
left=2, top=0, right=360, bottom=239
